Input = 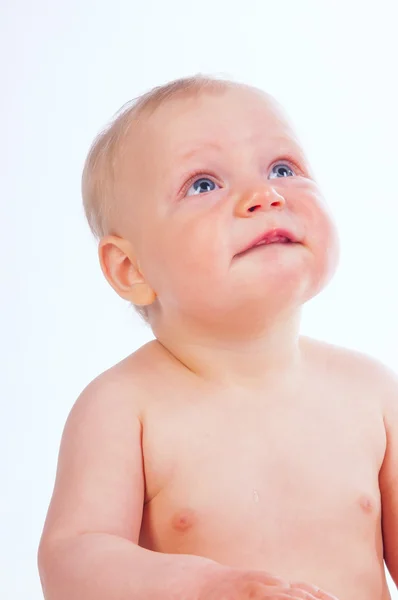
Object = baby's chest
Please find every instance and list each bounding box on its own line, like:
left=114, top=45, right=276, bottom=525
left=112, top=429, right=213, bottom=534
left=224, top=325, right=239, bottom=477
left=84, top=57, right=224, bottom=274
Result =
left=140, top=398, right=385, bottom=554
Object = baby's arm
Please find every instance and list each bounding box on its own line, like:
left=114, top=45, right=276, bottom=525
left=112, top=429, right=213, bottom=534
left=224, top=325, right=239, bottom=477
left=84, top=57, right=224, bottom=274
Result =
left=37, top=373, right=222, bottom=600
left=378, top=363, right=398, bottom=587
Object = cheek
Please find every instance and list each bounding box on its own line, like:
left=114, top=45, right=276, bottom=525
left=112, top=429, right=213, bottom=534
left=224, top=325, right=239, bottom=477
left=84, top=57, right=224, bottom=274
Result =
left=151, top=216, right=228, bottom=301
left=303, top=196, right=340, bottom=286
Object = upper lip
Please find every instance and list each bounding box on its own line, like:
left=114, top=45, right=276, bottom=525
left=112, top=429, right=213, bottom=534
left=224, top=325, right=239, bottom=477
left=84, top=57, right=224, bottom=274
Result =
left=236, top=228, right=299, bottom=256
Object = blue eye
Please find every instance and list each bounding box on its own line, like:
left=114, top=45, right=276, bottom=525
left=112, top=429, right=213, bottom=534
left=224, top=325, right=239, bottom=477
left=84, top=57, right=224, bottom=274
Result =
left=186, top=177, right=219, bottom=196
left=269, top=162, right=296, bottom=179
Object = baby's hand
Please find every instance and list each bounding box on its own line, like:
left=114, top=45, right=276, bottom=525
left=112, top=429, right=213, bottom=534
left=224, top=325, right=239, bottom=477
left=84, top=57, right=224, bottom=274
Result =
left=198, top=566, right=340, bottom=600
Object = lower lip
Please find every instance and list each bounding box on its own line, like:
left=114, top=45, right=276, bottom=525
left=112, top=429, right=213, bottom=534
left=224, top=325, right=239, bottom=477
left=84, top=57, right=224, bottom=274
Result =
left=236, top=241, right=298, bottom=257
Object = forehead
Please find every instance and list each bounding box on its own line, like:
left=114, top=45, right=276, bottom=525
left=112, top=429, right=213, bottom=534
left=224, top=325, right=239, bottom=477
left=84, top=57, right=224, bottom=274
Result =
left=144, top=87, right=298, bottom=153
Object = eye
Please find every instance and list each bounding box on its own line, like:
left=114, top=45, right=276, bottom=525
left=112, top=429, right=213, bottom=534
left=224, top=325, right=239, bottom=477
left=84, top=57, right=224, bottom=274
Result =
left=186, top=176, right=220, bottom=197
left=269, top=162, right=296, bottom=179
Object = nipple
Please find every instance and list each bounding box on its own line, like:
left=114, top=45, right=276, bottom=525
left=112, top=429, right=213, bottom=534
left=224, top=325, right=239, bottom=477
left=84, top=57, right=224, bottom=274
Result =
left=358, top=495, right=374, bottom=514
left=171, top=508, right=197, bottom=532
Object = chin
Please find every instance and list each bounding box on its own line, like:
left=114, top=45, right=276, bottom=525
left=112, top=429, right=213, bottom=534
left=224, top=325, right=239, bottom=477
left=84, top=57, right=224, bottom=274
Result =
left=237, top=264, right=334, bottom=314
left=301, top=259, right=339, bottom=304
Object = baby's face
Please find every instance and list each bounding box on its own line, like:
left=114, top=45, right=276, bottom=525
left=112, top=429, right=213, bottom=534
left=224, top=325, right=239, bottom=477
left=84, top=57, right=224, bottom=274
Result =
left=115, top=86, right=339, bottom=327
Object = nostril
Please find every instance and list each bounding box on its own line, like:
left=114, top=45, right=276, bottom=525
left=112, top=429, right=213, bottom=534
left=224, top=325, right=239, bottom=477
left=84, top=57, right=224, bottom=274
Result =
left=248, top=205, right=261, bottom=213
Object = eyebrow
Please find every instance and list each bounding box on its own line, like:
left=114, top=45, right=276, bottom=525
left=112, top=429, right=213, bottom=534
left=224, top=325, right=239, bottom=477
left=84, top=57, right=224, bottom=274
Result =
left=177, top=135, right=306, bottom=161
left=177, top=141, right=223, bottom=163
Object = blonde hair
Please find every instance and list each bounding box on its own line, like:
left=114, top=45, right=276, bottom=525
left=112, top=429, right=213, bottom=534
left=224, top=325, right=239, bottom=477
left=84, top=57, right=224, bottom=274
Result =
left=81, top=73, right=244, bottom=322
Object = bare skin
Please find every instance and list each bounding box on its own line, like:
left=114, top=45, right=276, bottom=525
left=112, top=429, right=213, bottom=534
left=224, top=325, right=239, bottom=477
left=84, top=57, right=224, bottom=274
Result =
left=38, top=84, right=398, bottom=599
left=133, top=335, right=390, bottom=599
left=39, top=334, right=396, bottom=600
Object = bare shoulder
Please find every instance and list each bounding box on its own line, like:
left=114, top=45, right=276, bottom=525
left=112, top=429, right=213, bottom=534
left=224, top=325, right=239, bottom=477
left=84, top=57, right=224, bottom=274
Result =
left=39, top=341, right=163, bottom=549
left=301, top=334, right=398, bottom=412
left=79, top=339, right=163, bottom=411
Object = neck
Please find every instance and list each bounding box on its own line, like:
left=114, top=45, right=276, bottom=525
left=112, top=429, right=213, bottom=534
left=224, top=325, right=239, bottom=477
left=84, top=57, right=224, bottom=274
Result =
left=152, top=307, right=304, bottom=391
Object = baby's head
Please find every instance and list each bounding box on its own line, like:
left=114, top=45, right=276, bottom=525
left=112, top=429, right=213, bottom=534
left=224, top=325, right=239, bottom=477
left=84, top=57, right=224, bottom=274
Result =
left=82, top=75, right=339, bottom=335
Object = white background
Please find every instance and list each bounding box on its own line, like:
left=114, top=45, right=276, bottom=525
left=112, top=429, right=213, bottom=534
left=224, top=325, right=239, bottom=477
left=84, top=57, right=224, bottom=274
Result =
left=1, top=0, right=397, bottom=598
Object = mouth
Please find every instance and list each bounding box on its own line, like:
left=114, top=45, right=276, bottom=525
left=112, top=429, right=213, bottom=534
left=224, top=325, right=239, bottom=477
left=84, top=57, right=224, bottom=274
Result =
left=234, top=228, right=299, bottom=258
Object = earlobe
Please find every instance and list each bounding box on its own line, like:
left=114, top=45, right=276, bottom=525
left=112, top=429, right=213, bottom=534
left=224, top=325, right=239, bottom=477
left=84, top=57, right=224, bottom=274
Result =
left=129, top=282, right=157, bottom=306
left=98, top=235, right=157, bottom=305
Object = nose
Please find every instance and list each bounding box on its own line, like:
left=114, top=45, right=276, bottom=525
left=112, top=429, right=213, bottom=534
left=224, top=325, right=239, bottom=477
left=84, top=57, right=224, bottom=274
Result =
left=233, top=184, right=286, bottom=218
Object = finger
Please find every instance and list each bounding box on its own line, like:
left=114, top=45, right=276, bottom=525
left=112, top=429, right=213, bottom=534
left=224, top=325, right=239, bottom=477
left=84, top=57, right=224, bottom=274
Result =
left=265, top=594, right=321, bottom=600
left=240, top=570, right=290, bottom=587
left=290, top=582, right=339, bottom=600
left=243, top=588, right=323, bottom=600
left=239, top=582, right=290, bottom=597
left=279, top=588, right=319, bottom=600
left=272, top=590, right=320, bottom=600
left=267, top=596, right=310, bottom=600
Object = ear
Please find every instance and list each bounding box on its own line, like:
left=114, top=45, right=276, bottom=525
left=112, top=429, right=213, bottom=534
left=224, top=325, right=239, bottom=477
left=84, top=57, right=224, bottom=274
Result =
left=98, top=235, right=157, bottom=306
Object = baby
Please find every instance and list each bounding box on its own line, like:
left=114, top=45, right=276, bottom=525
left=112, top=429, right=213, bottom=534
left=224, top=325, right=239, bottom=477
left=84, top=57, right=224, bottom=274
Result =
left=38, top=75, right=398, bottom=600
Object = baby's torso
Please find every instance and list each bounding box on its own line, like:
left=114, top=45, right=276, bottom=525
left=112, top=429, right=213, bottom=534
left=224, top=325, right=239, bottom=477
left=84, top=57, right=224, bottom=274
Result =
left=125, top=338, right=389, bottom=600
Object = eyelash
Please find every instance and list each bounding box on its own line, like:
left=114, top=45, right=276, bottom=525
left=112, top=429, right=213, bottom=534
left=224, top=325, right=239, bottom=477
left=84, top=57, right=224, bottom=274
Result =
left=181, top=155, right=304, bottom=196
